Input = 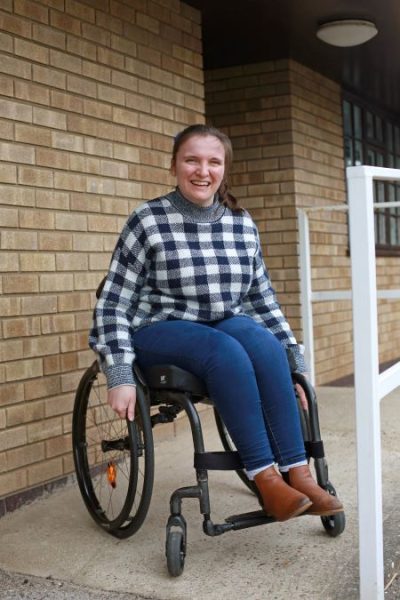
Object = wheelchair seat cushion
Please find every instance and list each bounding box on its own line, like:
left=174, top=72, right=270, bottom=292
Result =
left=141, top=364, right=207, bottom=396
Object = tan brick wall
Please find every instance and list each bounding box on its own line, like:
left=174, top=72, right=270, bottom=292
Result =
left=0, top=0, right=204, bottom=499
left=376, top=264, right=400, bottom=367
left=206, top=59, right=400, bottom=385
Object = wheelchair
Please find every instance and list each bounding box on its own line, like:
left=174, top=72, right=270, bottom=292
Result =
left=72, top=286, right=345, bottom=577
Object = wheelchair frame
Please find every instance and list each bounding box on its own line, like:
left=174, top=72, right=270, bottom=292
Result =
left=72, top=358, right=345, bottom=577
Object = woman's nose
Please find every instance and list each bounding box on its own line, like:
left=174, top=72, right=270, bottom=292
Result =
left=196, top=161, right=208, bottom=176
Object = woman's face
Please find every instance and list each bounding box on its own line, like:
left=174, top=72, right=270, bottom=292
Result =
left=171, top=134, right=225, bottom=207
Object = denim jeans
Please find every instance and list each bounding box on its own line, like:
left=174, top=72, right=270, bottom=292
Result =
left=133, top=315, right=306, bottom=472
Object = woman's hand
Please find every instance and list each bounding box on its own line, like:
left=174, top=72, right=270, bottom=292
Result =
left=295, top=373, right=309, bottom=411
left=108, top=385, right=136, bottom=421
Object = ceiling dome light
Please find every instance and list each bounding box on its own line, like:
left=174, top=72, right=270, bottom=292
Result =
left=316, top=19, right=378, bottom=47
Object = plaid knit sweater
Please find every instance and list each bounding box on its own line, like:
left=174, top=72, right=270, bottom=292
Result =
left=89, top=189, right=306, bottom=388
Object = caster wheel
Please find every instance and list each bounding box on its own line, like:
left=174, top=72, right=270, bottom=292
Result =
left=320, top=482, right=345, bottom=537
left=321, top=510, right=346, bottom=537
left=166, top=530, right=186, bottom=577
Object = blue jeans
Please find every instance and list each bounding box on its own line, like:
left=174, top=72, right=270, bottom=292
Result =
left=133, top=316, right=306, bottom=472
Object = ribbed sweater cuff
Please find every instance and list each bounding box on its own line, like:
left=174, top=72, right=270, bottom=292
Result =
left=286, top=346, right=307, bottom=374
left=104, top=364, right=136, bottom=389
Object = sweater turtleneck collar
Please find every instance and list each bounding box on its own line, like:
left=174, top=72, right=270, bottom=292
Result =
left=165, top=187, right=226, bottom=223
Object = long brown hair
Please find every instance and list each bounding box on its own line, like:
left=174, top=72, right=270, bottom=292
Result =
left=171, top=124, right=241, bottom=211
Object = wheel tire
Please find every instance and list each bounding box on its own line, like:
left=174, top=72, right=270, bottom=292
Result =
left=213, top=408, right=259, bottom=497
left=320, top=482, right=346, bottom=537
left=72, top=361, right=154, bottom=538
left=321, top=511, right=346, bottom=537
left=166, top=530, right=185, bottom=577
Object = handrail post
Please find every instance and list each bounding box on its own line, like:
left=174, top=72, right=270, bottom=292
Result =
left=347, top=166, right=384, bottom=600
left=297, top=208, right=315, bottom=386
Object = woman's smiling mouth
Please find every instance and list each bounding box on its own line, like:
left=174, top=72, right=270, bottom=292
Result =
left=191, top=180, right=210, bottom=186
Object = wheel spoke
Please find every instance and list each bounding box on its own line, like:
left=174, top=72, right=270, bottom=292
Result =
left=73, top=362, right=154, bottom=537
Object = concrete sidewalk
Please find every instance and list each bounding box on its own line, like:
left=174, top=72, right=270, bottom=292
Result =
left=0, top=386, right=399, bottom=600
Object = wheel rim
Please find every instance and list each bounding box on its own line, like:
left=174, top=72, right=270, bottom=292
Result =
left=73, top=363, right=154, bottom=535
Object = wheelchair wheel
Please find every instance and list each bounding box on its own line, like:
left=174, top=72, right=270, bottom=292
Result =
left=72, top=361, right=154, bottom=539
left=320, top=482, right=346, bottom=537
left=166, top=530, right=186, bottom=577
left=213, top=408, right=258, bottom=497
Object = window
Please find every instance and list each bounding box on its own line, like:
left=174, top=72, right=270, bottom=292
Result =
left=343, top=97, right=400, bottom=254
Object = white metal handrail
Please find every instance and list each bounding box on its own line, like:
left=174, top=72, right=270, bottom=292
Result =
left=297, top=203, right=400, bottom=386
left=298, top=166, right=400, bottom=600
left=348, top=166, right=400, bottom=600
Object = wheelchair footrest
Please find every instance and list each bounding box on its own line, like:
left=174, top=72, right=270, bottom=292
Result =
left=225, top=509, right=275, bottom=530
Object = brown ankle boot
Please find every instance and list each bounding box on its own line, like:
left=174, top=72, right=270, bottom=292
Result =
left=254, top=466, right=312, bottom=521
left=287, top=465, right=343, bottom=516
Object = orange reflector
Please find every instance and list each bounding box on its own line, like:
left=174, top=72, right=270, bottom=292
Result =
left=107, top=461, right=117, bottom=488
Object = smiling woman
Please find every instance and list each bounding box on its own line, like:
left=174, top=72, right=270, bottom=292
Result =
left=89, top=123, right=343, bottom=522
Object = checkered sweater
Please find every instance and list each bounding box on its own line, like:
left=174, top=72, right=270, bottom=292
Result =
left=90, top=189, right=306, bottom=388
